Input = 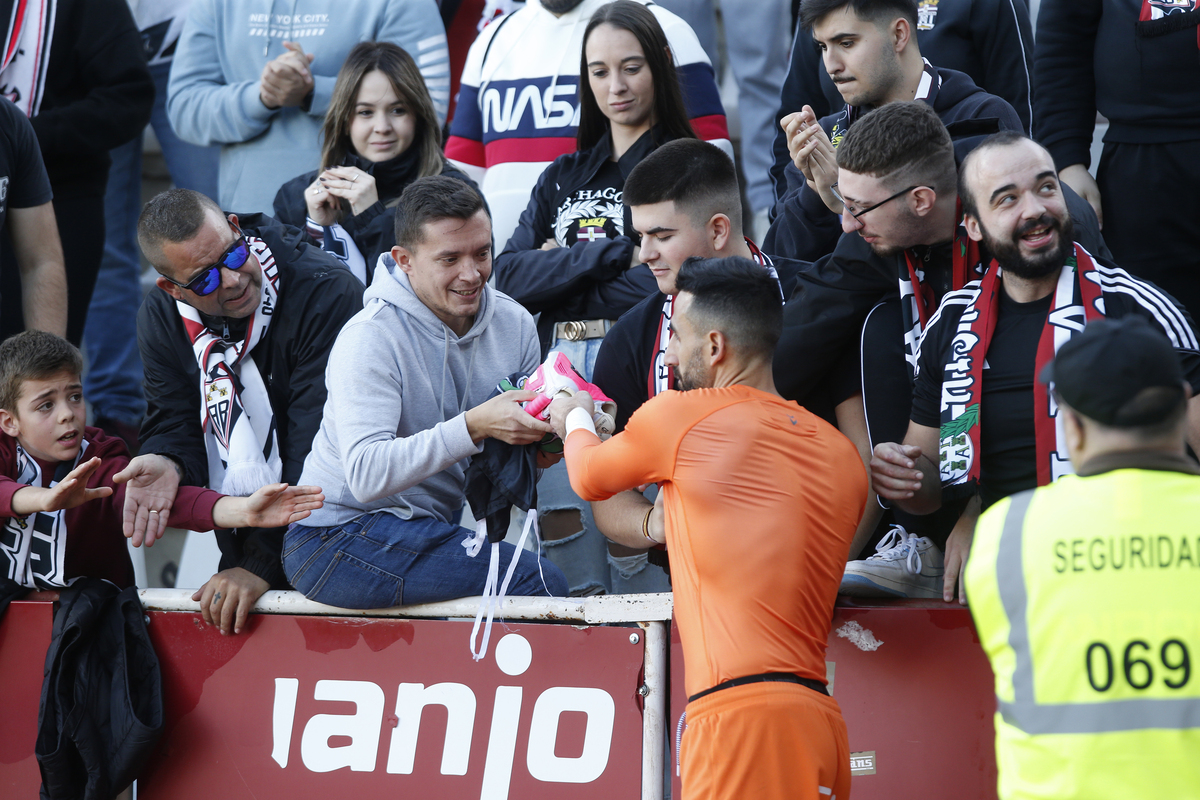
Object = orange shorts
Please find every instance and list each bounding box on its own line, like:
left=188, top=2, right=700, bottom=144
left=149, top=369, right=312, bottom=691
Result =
left=680, top=681, right=851, bottom=800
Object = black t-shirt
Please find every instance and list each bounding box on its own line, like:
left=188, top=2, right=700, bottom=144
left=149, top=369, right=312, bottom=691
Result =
left=911, top=288, right=1049, bottom=508
left=553, top=159, right=628, bottom=247
left=0, top=98, right=53, bottom=235
left=975, top=289, right=1048, bottom=508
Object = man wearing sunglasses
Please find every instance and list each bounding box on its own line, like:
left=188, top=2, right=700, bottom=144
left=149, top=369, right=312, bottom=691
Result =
left=122, top=189, right=363, bottom=634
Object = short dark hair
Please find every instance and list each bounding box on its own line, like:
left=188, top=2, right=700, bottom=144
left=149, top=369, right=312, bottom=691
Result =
left=577, top=0, right=696, bottom=150
left=836, top=100, right=956, bottom=196
left=623, top=139, right=742, bottom=231
left=394, top=176, right=489, bottom=250
left=138, top=188, right=226, bottom=270
left=958, top=130, right=1038, bottom=220
left=673, top=256, right=783, bottom=358
left=800, top=0, right=918, bottom=31
left=0, top=330, right=83, bottom=413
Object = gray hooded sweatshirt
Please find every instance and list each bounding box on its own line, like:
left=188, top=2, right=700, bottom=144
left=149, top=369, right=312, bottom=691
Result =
left=298, top=259, right=540, bottom=528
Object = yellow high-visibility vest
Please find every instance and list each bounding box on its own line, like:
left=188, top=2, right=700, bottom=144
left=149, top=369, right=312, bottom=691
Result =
left=966, top=467, right=1200, bottom=800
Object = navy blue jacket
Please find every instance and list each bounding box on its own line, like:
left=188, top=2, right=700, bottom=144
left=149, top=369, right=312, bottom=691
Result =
left=770, top=0, right=1035, bottom=207
left=764, top=66, right=1023, bottom=264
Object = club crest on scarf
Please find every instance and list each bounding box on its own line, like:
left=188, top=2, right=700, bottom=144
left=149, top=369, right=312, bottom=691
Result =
left=203, top=363, right=243, bottom=452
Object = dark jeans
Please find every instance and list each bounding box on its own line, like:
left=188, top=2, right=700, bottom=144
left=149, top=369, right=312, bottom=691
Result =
left=282, top=511, right=568, bottom=609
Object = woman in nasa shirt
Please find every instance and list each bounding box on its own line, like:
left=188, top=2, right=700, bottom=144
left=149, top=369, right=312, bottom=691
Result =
left=494, top=0, right=694, bottom=598
left=494, top=0, right=697, bottom=365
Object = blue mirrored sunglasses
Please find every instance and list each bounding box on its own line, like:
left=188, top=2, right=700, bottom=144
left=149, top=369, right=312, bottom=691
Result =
left=169, top=236, right=251, bottom=296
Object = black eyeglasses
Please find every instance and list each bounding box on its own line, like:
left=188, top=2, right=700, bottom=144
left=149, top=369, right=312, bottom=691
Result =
left=165, top=233, right=251, bottom=296
left=831, top=184, right=927, bottom=219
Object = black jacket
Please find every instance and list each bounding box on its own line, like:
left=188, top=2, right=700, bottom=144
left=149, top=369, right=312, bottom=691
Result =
left=138, top=215, right=364, bottom=586
left=36, top=580, right=162, bottom=800
left=764, top=66, right=1024, bottom=263
left=494, top=128, right=664, bottom=353
left=1034, top=0, right=1200, bottom=171
left=770, top=0, right=1035, bottom=204
left=273, top=152, right=475, bottom=280
left=772, top=188, right=1110, bottom=406
left=20, top=0, right=154, bottom=197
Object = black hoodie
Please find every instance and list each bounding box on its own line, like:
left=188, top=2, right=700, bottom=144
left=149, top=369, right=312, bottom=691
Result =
left=763, top=65, right=1024, bottom=263
left=771, top=0, right=1036, bottom=204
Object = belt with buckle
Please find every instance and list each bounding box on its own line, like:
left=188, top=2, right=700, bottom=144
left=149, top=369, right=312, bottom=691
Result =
left=554, top=319, right=615, bottom=342
left=687, top=672, right=829, bottom=704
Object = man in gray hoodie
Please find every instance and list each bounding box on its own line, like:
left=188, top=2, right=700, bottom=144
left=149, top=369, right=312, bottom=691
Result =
left=284, top=176, right=568, bottom=607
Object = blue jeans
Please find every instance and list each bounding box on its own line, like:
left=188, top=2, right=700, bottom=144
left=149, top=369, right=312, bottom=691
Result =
left=540, top=336, right=672, bottom=595
left=282, top=512, right=568, bottom=609
left=83, top=61, right=219, bottom=423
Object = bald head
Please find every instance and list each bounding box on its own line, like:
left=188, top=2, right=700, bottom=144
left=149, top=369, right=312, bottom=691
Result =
left=138, top=188, right=227, bottom=272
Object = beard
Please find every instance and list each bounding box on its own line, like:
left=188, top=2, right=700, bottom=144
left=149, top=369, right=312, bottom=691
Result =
left=540, top=0, right=586, bottom=12
left=673, top=349, right=712, bottom=392
left=982, top=212, right=1075, bottom=280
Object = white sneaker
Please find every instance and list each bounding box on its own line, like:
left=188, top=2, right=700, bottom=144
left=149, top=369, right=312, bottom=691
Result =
left=840, top=526, right=944, bottom=599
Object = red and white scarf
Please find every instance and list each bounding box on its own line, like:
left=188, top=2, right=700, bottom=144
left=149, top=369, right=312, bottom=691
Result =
left=0, top=439, right=86, bottom=588
left=176, top=237, right=282, bottom=496
left=900, top=207, right=986, bottom=376
left=936, top=244, right=1104, bottom=494
left=648, top=239, right=779, bottom=399
left=0, top=0, right=57, bottom=117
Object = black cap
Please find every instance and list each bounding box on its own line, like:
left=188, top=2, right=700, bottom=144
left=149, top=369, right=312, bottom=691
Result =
left=1040, top=316, right=1185, bottom=427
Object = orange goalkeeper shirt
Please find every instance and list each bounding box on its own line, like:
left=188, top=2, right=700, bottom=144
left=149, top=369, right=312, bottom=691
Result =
left=565, top=385, right=867, bottom=697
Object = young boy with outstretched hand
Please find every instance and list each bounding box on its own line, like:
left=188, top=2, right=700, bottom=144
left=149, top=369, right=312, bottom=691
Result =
left=0, top=331, right=322, bottom=633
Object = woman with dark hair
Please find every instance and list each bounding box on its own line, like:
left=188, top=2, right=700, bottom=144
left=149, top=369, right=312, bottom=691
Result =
left=494, top=0, right=694, bottom=598
left=274, top=41, right=473, bottom=284
left=494, top=0, right=696, bottom=363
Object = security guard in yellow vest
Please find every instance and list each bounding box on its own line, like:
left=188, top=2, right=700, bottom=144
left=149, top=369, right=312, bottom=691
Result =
left=966, top=316, right=1200, bottom=800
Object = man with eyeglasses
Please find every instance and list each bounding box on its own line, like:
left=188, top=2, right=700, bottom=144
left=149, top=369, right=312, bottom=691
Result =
left=868, top=126, right=1200, bottom=606
left=122, top=189, right=363, bottom=634
left=762, top=0, right=1025, bottom=264
left=772, top=102, right=1109, bottom=602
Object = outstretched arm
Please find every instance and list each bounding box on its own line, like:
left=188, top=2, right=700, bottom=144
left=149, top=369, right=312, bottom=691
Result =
left=9, top=458, right=112, bottom=516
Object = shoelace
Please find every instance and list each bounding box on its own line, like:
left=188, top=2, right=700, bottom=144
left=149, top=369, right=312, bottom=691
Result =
left=866, top=526, right=923, bottom=575
left=463, top=509, right=554, bottom=661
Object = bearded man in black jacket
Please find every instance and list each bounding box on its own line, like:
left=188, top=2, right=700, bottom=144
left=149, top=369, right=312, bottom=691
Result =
left=120, top=189, right=362, bottom=634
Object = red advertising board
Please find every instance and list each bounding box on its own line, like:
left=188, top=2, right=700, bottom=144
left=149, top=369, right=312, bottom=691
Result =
left=0, top=599, right=53, bottom=796
left=139, top=611, right=646, bottom=799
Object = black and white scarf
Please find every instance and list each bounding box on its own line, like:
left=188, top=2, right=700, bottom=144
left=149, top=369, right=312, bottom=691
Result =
left=177, top=236, right=282, bottom=496
left=0, top=439, right=86, bottom=588
left=648, top=239, right=780, bottom=398
left=0, top=0, right=57, bottom=117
